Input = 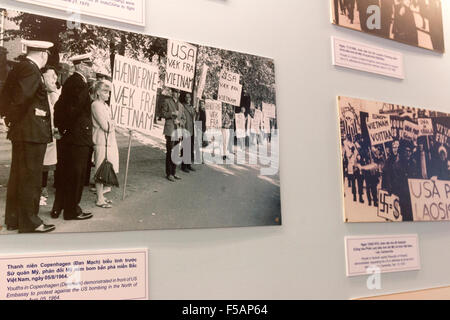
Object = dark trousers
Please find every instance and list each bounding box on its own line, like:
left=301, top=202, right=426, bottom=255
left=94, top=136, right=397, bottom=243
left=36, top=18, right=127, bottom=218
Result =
left=5, top=141, right=46, bottom=232
left=52, top=139, right=67, bottom=212
left=181, top=134, right=195, bottom=170
left=355, top=172, right=364, bottom=196
left=62, top=145, right=90, bottom=219
left=365, top=174, right=379, bottom=205
left=165, top=136, right=180, bottom=177
left=348, top=174, right=356, bottom=198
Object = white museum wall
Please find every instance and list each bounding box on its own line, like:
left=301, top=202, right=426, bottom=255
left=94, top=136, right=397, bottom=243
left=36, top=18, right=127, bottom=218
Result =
left=1, top=0, right=450, bottom=299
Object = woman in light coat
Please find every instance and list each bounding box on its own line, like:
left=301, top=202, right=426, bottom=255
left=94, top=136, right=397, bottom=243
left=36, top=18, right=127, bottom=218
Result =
left=91, top=80, right=119, bottom=208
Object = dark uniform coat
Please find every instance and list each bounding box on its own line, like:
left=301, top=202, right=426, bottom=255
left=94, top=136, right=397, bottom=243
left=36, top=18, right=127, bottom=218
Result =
left=1, top=59, right=52, bottom=232
left=53, top=72, right=93, bottom=219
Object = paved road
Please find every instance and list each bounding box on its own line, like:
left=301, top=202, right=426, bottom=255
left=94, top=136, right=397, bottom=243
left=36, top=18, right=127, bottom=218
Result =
left=0, top=123, right=281, bottom=234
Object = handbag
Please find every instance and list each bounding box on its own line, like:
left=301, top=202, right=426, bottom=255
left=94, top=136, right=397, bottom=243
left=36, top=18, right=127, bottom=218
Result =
left=94, top=123, right=119, bottom=187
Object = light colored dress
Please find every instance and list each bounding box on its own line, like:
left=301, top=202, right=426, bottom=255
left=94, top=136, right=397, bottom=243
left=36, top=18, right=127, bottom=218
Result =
left=43, top=91, right=59, bottom=167
left=92, top=100, right=119, bottom=174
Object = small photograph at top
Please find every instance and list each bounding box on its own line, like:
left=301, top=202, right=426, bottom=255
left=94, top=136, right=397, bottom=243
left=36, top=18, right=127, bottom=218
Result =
left=331, top=0, right=445, bottom=53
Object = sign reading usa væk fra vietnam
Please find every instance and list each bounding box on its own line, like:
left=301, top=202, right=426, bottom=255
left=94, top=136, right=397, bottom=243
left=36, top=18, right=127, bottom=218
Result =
left=110, top=55, right=159, bottom=135
left=165, top=40, right=198, bottom=93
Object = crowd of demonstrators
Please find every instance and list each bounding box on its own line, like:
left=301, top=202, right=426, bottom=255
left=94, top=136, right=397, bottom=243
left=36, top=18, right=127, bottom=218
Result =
left=342, top=113, right=450, bottom=222
left=336, top=0, right=444, bottom=51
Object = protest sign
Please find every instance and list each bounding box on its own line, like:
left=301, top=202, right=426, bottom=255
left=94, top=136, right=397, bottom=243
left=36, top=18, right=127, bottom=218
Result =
left=377, top=190, right=402, bottom=222
left=418, top=118, right=434, bottom=136
left=165, top=40, right=197, bottom=93
left=434, top=118, right=450, bottom=148
left=409, top=179, right=450, bottom=221
left=196, top=65, right=209, bottom=99
left=262, top=103, right=276, bottom=119
left=250, top=109, right=262, bottom=134
left=218, top=70, right=242, bottom=106
left=366, top=114, right=393, bottom=145
left=402, top=120, right=419, bottom=142
left=110, top=55, right=159, bottom=135
left=205, top=100, right=222, bottom=129
left=235, top=113, right=246, bottom=138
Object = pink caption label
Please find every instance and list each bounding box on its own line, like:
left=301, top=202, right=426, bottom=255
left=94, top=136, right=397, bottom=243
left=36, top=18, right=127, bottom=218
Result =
left=0, top=249, right=148, bottom=300
left=345, top=235, right=420, bottom=277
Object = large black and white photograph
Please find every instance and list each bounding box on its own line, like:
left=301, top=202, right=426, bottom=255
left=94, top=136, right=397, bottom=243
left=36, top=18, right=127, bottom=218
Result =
left=0, top=8, right=280, bottom=234
left=331, top=0, right=445, bottom=53
left=339, top=96, right=450, bottom=222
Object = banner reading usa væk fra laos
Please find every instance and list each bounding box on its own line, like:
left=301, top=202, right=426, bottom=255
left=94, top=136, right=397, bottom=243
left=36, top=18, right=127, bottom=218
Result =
left=110, top=55, right=159, bottom=134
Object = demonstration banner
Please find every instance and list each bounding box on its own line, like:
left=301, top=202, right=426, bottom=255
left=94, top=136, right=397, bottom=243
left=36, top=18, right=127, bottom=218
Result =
left=366, top=114, right=393, bottom=146
left=218, top=69, right=242, bottom=106
left=377, top=190, right=402, bottom=222
left=409, top=179, right=450, bottom=221
left=235, top=113, right=246, bottom=138
left=402, top=120, right=419, bottom=142
left=111, top=55, right=159, bottom=134
left=205, top=100, right=222, bottom=129
left=165, top=39, right=198, bottom=93
left=434, top=117, right=450, bottom=148
left=262, top=103, right=276, bottom=119
left=250, top=109, right=262, bottom=134
left=418, top=118, right=434, bottom=136
left=196, top=65, right=209, bottom=99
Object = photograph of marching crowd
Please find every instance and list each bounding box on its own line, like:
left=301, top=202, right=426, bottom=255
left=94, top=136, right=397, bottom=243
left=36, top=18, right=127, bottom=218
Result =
left=0, top=8, right=280, bottom=234
left=339, top=96, right=450, bottom=222
left=331, top=0, right=445, bottom=53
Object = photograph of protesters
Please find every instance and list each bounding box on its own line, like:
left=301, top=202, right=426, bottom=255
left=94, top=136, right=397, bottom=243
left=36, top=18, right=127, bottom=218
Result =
left=92, top=80, right=119, bottom=209
left=339, top=96, right=450, bottom=222
left=331, top=0, right=445, bottom=53
left=0, top=8, right=280, bottom=235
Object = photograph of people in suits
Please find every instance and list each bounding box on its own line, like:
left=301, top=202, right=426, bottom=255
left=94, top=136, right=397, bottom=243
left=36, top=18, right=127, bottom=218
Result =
left=331, top=0, right=445, bottom=53
left=0, top=8, right=280, bottom=234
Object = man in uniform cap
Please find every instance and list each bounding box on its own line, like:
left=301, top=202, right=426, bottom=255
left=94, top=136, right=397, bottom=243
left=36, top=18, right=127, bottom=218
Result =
left=52, top=53, right=94, bottom=221
left=0, top=40, right=56, bottom=233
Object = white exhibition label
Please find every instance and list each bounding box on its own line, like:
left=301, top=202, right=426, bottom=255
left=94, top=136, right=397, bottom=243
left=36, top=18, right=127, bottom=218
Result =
left=345, top=235, right=420, bottom=277
left=16, top=0, right=146, bottom=26
left=332, top=37, right=404, bottom=79
left=0, top=248, right=148, bottom=300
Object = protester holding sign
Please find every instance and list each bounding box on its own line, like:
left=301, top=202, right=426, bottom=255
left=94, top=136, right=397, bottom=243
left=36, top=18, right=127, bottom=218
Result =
left=181, top=92, right=196, bottom=173
left=222, top=103, right=235, bottom=160
left=162, top=88, right=186, bottom=182
left=92, top=80, right=119, bottom=208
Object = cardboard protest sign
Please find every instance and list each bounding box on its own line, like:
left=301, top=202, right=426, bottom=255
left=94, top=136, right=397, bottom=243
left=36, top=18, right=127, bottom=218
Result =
left=250, top=109, right=262, bottom=134
left=262, top=103, right=276, bottom=119
left=409, top=179, right=450, bottom=221
left=165, top=40, right=197, bottom=93
left=377, top=190, right=402, bottom=222
left=402, top=120, right=419, bottom=142
left=235, top=113, right=246, bottom=138
left=434, top=118, right=450, bottom=148
left=418, top=118, right=434, bottom=136
left=196, top=65, right=209, bottom=99
left=366, top=114, right=393, bottom=145
left=218, top=70, right=242, bottom=106
left=205, top=100, right=222, bottom=129
left=110, top=55, right=159, bottom=134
